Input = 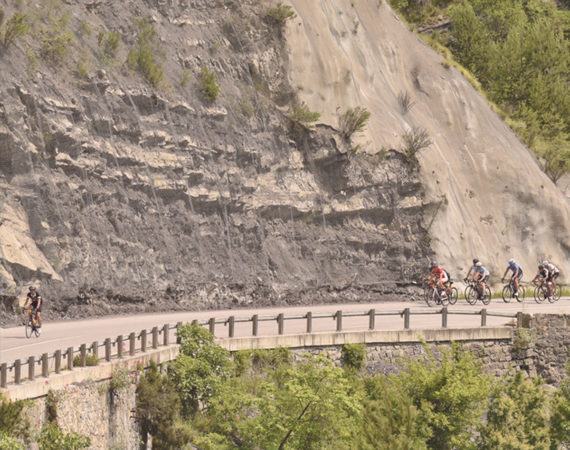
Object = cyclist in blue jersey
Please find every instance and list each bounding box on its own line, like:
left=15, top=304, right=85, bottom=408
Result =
left=472, top=261, right=490, bottom=299
left=501, top=258, right=523, bottom=299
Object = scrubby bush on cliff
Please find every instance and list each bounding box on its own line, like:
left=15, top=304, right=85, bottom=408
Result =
left=402, top=126, right=432, bottom=159
left=199, top=65, right=221, bottom=102
left=287, top=101, right=320, bottom=134
left=39, top=13, right=73, bottom=66
left=1, top=12, right=29, bottom=51
left=339, top=106, right=371, bottom=141
left=127, top=17, right=165, bottom=87
left=97, top=29, right=121, bottom=61
left=267, top=4, right=297, bottom=25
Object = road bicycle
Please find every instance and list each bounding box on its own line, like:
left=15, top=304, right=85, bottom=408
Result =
left=464, top=279, right=491, bottom=305
left=425, top=280, right=457, bottom=307
left=501, top=278, right=525, bottom=303
left=23, top=307, right=40, bottom=338
left=533, top=281, right=550, bottom=304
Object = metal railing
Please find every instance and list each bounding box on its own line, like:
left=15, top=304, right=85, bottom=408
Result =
left=0, top=307, right=521, bottom=388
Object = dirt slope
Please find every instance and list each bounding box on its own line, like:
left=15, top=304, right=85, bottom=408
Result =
left=286, top=0, right=569, bottom=279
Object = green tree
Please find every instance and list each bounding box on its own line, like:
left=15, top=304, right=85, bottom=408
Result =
left=550, top=363, right=570, bottom=449
left=171, top=323, right=233, bottom=415
left=398, top=342, right=490, bottom=449
left=136, top=360, right=190, bottom=449
left=359, top=376, right=430, bottom=449
left=477, top=372, right=550, bottom=449
left=192, top=355, right=363, bottom=449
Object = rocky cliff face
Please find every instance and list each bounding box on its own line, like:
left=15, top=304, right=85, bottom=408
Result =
left=0, top=0, right=433, bottom=323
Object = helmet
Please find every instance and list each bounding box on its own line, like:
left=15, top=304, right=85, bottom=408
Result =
left=431, top=261, right=437, bottom=267
left=542, top=261, right=549, bottom=266
left=473, top=258, right=479, bottom=264
left=476, top=262, right=482, bottom=267
left=538, top=264, right=544, bottom=269
left=29, top=286, right=36, bottom=291
left=508, top=258, right=515, bottom=265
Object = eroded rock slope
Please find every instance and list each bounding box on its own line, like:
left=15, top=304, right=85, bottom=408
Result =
left=0, top=0, right=432, bottom=322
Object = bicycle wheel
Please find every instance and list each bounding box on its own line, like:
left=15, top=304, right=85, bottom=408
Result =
left=516, top=285, right=525, bottom=302
left=449, top=287, right=458, bottom=305
left=465, top=286, right=477, bottom=305
left=533, top=286, right=546, bottom=303
left=501, top=285, right=512, bottom=303
left=25, top=318, right=32, bottom=338
left=425, top=288, right=433, bottom=307
left=481, top=287, right=492, bottom=305
left=554, top=284, right=562, bottom=301
left=439, top=291, right=449, bottom=306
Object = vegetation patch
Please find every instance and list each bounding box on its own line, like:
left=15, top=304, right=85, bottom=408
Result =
left=198, top=65, right=221, bottom=102
left=0, top=12, right=29, bottom=51
left=339, top=106, right=371, bottom=141
left=127, top=17, right=165, bottom=87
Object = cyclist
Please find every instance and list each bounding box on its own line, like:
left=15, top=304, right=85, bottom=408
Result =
left=23, top=286, right=42, bottom=334
left=501, top=258, right=523, bottom=300
left=532, top=264, right=550, bottom=297
left=430, top=261, right=450, bottom=295
left=464, top=258, right=479, bottom=282
left=472, top=261, right=490, bottom=299
left=543, top=261, right=560, bottom=298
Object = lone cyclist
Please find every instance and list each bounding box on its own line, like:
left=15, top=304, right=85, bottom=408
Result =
left=23, top=286, right=42, bottom=334
left=501, top=258, right=523, bottom=300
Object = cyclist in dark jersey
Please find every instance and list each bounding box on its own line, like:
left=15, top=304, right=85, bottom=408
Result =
left=23, top=286, right=42, bottom=333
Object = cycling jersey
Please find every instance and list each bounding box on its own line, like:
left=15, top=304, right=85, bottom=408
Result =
left=546, top=263, right=559, bottom=275
left=507, top=263, right=523, bottom=278
left=537, top=268, right=549, bottom=279
left=26, top=292, right=43, bottom=312
left=474, top=266, right=489, bottom=276
left=432, top=266, right=449, bottom=283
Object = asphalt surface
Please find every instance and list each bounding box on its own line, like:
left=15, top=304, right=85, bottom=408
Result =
left=1, top=298, right=569, bottom=364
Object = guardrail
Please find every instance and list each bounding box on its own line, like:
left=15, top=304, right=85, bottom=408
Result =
left=0, top=307, right=522, bottom=389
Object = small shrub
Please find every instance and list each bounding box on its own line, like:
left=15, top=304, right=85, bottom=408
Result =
left=238, top=95, right=254, bottom=117
left=1, top=12, right=29, bottom=50
left=40, top=26, right=73, bottom=65
left=342, top=343, right=366, bottom=370
left=288, top=101, right=320, bottom=133
left=0, top=396, right=26, bottom=436
left=0, top=432, right=24, bottom=450
left=199, top=65, right=220, bottom=102
left=38, top=423, right=90, bottom=450
left=72, top=353, right=99, bottom=367
left=397, top=90, right=415, bottom=114
left=98, top=30, right=121, bottom=60
left=339, top=106, right=371, bottom=141
left=402, top=126, right=431, bottom=159
left=441, top=60, right=451, bottom=69
left=75, top=57, right=89, bottom=79
left=512, top=328, right=537, bottom=351
left=78, top=21, right=91, bottom=37
left=267, top=4, right=297, bottom=25
left=180, top=68, right=191, bottom=87
left=353, top=20, right=360, bottom=34
left=127, top=17, right=165, bottom=87
left=109, top=363, right=130, bottom=391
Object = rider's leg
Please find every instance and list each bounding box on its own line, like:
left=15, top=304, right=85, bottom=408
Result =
left=37, top=311, right=42, bottom=327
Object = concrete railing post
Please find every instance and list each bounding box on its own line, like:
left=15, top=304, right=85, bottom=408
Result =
left=141, top=330, right=147, bottom=352
left=92, top=341, right=99, bottom=360
left=404, top=308, right=410, bottom=329
left=209, top=318, right=216, bottom=335
left=54, top=350, right=61, bottom=374
left=105, top=338, right=111, bottom=361
left=42, top=353, right=48, bottom=377
left=176, top=321, right=183, bottom=344
left=517, top=312, right=523, bottom=328
left=152, top=327, right=158, bottom=349
left=306, top=312, right=312, bottom=333
left=481, top=309, right=487, bottom=326
left=228, top=316, right=235, bottom=338
left=336, top=310, right=343, bottom=332
left=369, top=309, right=375, bottom=330
left=442, top=307, right=448, bottom=328
left=80, top=344, right=87, bottom=367
left=14, top=360, right=21, bottom=384
left=28, top=356, right=35, bottom=381
left=117, top=336, right=123, bottom=358
left=252, top=315, right=258, bottom=336
left=67, top=347, right=74, bottom=370
left=0, top=363, right=7, bottom=388
left=163, top=324, right=169, bottom=346
left=278, top=313, right=284, bottom=335
left=129, top=332, right=136, bottom=355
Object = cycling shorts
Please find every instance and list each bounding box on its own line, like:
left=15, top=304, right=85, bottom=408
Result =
left=511, top=271, right=523, bottom=280
left=31, top=301, right=42, bottom=312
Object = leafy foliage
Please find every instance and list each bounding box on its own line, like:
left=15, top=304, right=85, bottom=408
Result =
left=136, top=360, right=191, bottom=449
left=199, top=65, right=221, bottom=102
left=339, top=107, right=371, bottom=141
left=172, top=323, right=232, bottom=415
left=550, top=363, right=570, bottom=449
left=127, top=17, right=165, bottom=87
left=0, top=433, right=24, bottom=450
left=39, top=14, right=73, bottom=65
left=38, top=423, right=90, bottom=450
left=397, top=342, right=490, bottom=449
left=341, top=343, right=367, bottom=370
left=97, top=30, right=121, bottom=61
left=478, top=371, right=550, bottom=449
left=0, top=396, right=26, bottom=436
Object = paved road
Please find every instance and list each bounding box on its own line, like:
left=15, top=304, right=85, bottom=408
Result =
left=1, top=298, right=569, bottom=364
